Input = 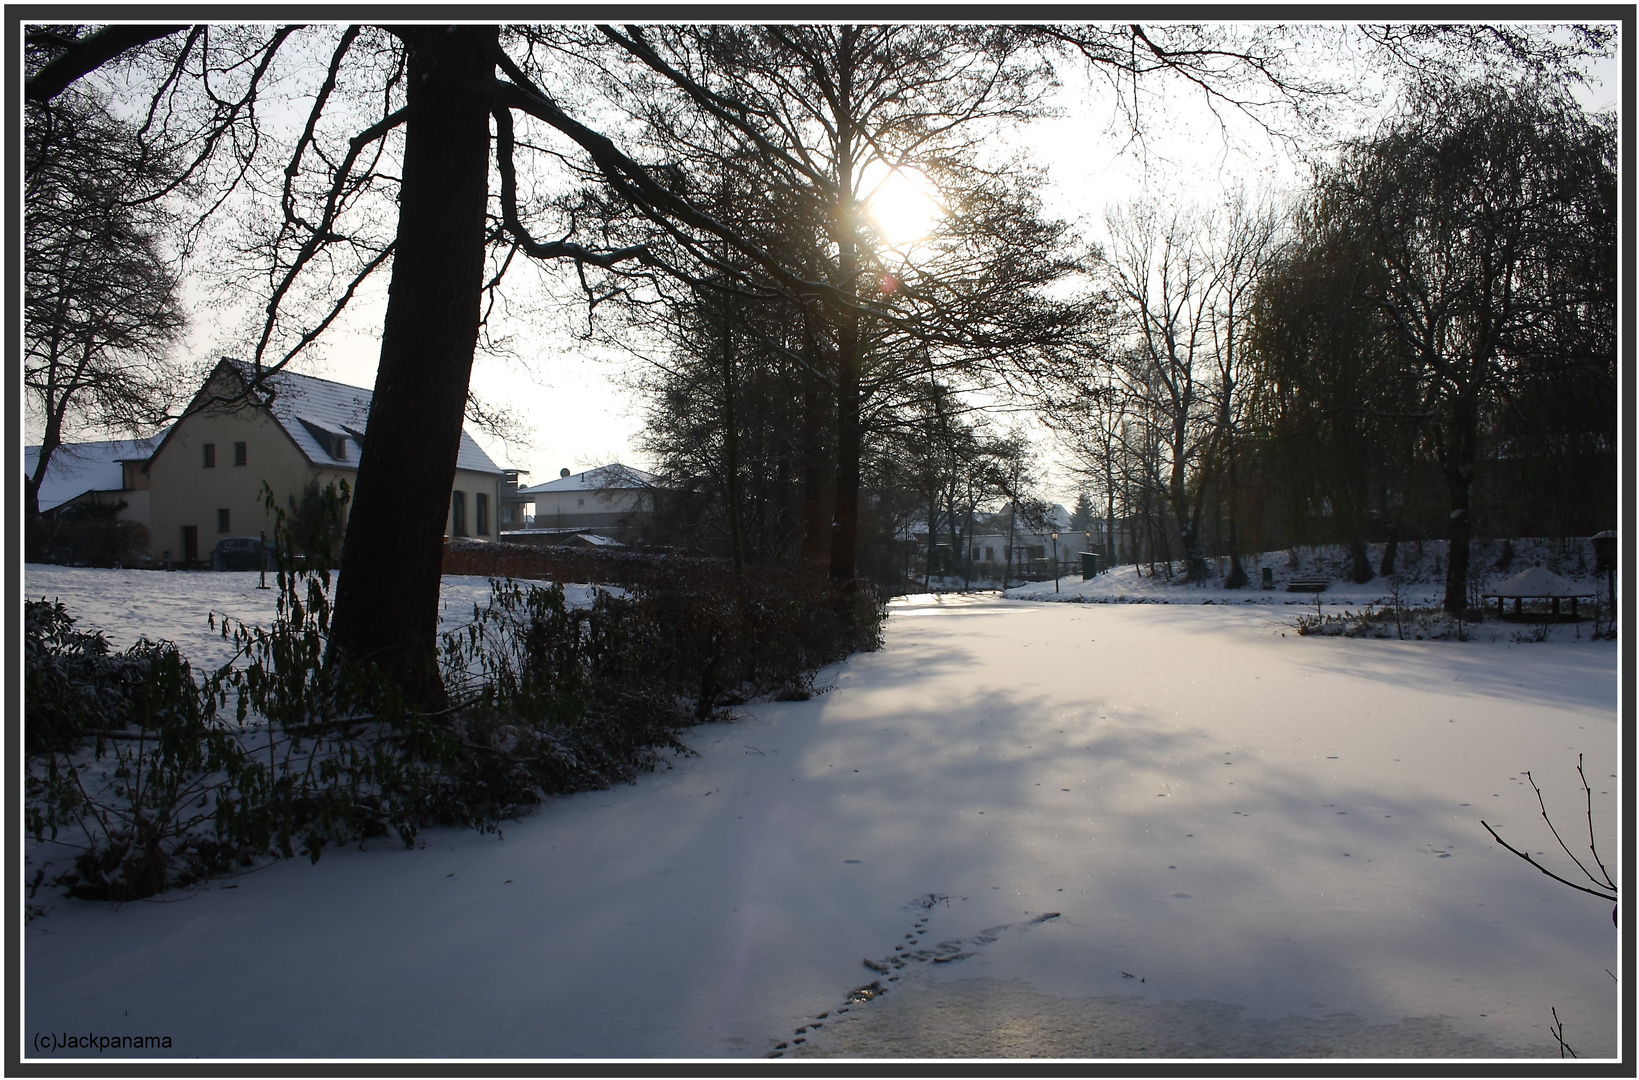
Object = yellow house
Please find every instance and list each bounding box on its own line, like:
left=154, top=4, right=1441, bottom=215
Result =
left=145, top=359, right=505, bottom=566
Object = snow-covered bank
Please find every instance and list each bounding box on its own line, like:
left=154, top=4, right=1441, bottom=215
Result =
left=22, top=583, right=1618, bottom=1060
left=1002, top=538, right=1603, bottom=613
left=1001, top=540, right=1612, bottom=646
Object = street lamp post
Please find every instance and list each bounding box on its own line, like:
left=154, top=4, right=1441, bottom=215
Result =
left=1051, top=530, right=1060, bottom=593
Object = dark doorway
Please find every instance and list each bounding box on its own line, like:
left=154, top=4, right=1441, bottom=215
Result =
left=181, top=525, right=198, bottom=565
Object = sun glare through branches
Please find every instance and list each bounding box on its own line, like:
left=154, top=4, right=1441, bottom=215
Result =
left=863, top=163, right=944, bottom=250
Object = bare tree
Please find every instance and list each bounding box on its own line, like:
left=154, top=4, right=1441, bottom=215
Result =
left=1200, top=192, right=1280, bottom=587
left=1097, top=201, right=1228, bottom=581
left=24, top=86, right=189, bottom=521
left=601, top=25, right=1081, bottom=588
left=25, top=23, right=830, bottom=704
left=26, top=21, right=1611, bottom=704
left=1329, top=80, right=1616, bottom=613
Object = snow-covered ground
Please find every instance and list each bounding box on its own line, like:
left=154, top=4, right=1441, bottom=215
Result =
left=997, top=539, right=1611, bottom=644
left=21, top=570, right=1620, bottom=1061
left=21, top=566, right=613, bottom=672
left=1000, top=537, right=1602, bottom=613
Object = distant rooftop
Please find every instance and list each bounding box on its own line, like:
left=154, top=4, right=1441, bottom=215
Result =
left=519, top=463, right=661, bottom=496
left=25, top=433, right=168, bottom=511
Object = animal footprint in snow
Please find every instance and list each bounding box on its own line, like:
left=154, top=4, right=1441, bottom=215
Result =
left=816, top=898, right=1065, bottom=1048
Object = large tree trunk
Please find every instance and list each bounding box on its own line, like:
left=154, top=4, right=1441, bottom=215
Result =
left=717, top=308, right=745, bottom=586
left=26, top=415, right=61, bottom=523
left=327, top=26, right=495, bottom=708
left=826, top=30, right=864, bottom=589
left=798, top=350, right=830, bottom=567
left=962, top=505, right=975, bottom=590
left=1379, top=521, right=1399, bottom=578
left=1167, top=425, right=1207, bottom=582
left=1439, top=395, right=1479, bottom=615
left=1103, top=442, right=1118, bottom=570
left=924, top=490, right=939, bottom=589
left=712, top=181, right=746, bottom=587
left=829, top=329, right=863, bottom=585
left=1222, top=426, right=1248, bottom=589
left=1348, top=536, right=1373, bottom=584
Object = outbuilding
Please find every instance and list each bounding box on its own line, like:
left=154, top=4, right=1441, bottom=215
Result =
left=515, top=464, right=662, bottom=543
left=1482, top=566, right=1597, bottom=621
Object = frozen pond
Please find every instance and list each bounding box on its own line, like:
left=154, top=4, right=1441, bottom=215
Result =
left=23, top=580, right=1619, bottom=1060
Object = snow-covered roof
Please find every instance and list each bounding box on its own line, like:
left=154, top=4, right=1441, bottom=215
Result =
left=501, top=526, right=601, bottom=536
left=219, top=360, right=501, bottom=475
left=24, top=433, right=167, bottom=511
left=519, top=463, right=660, bottom=496
left=1485, top=566, right=1594, bottom=597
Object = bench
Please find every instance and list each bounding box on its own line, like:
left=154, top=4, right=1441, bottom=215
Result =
left=1287, top=577, right=1330, bottom=593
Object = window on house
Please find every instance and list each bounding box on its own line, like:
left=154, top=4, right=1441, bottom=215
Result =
left=452, top=491, right=466, bottom=536
left=475, top=492, right=489, bottom=536
left=217, top=508, right=230, bottom=533
left=577, top=497, right=585, bottom=508
left=234, top=441, right=247, bottom=466
left=203, top=443, right=215, bottom=468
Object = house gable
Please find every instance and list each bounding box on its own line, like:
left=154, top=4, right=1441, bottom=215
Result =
left=142, top=359, right=508, bottom=562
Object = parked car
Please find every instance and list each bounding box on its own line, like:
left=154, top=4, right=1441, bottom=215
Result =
left=210, top=536, right=277, bottom=571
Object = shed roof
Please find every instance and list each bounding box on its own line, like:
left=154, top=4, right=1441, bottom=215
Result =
left=1485, top=567, right=1594, bottom=597
left=25, top=433, right=168, bottom=511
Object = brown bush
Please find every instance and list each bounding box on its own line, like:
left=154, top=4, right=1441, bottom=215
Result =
left=442, top=538, right=723, bottom=588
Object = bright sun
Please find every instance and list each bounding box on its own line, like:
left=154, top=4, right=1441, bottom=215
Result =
left=864, top=165, right=943, bottom=249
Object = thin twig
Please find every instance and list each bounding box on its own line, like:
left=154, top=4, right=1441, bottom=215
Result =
left=1576, top=754, right=1616, bottom=891
left=1550, top=1007, right=1576, bottom=1059
left=1527, top=768, right=1607, bottom=891
left=1481, top=820, right=1616, bottom=901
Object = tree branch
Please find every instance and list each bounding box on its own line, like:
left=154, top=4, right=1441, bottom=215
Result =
left=1480, top=819, right=1616, bottom=902
left=25, top=24, right=187, bottom=101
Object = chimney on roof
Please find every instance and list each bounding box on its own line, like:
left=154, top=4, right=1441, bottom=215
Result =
left=560, top=468, right=571, bottom=478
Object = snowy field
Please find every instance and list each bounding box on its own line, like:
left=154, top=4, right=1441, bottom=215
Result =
left=20, top=566, right=613, bottom=671
left=22, top=569, right=1620, bottom=1061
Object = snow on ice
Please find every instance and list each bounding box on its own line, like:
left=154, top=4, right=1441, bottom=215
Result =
left=21, top=563, right=1619, bottom=1060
